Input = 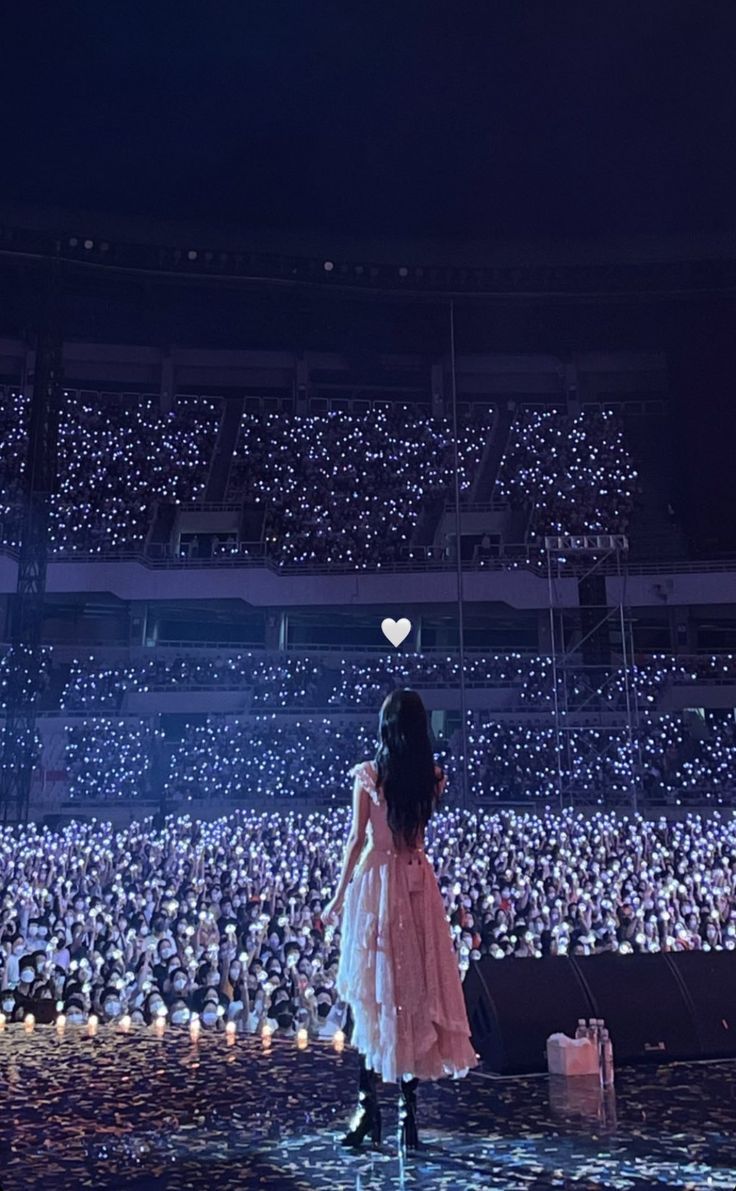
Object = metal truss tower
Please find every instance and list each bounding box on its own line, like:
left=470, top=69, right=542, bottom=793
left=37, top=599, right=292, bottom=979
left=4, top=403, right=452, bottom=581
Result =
left=544, top=533, right=642, bottom=813
left=0, top=265, right=63, bottom=823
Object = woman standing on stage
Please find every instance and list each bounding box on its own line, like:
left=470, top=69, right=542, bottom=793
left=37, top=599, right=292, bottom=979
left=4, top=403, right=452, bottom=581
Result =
left=323, top=688, right=478, bottom=1154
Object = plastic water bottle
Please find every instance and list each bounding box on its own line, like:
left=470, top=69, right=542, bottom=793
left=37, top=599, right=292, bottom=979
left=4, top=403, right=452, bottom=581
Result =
left=594, top=1020, right=604, bottom=1075
left=575, top=1018, right=588, bottom=1040
left=597, top=1020, right=606, bottom=1066
left=599, top=1028, right=614, bottom=1087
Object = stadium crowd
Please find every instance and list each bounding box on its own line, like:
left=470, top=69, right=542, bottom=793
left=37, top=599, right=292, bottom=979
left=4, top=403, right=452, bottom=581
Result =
left=466, top=711, right=736, bottom=805
left=0, top=392, right=647, bottom=564
left=65, top=719, right=166, bottom=802
left=53, top=649, right=733, bottom=713
left=0, top=645, right=53, bottom=711
left=61, top=650, right=534, bottom=712
left=59, top=705, right=736, bottom=809
left=516, top=654, right=691, bottom=710
left=61, top=653, right=329, bottom=712
left=329, top=652, right=695, bottom=710
left=328, top=652, right=530, bottom=706
left=496, top=406, right=640, bottom=538
left=63, top=718, right=376, bottom=804
left=226, top=405, right=493, bottom=567
left=163, top=718, right=382, bottom=804
left=50, top=394, right=220, bottom=553
left=3, top=801, right=736, bottom=1035
left=0, top=391, right=221, bottom=555
left=0, top=390, right=28, bottom=549
left=0, top=636, right=724, bottom=808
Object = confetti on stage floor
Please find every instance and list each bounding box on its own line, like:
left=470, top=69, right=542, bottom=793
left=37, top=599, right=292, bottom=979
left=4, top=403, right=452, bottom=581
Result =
left=1, top=1026, right=736, bottom=1189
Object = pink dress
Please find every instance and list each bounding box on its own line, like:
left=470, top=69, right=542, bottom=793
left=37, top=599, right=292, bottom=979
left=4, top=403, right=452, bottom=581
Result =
left=336, top=760, right=479, bottom=1084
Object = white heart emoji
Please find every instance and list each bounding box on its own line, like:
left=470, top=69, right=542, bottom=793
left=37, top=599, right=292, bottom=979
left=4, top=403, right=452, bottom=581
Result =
left=381, top=617, right=412, bottom=648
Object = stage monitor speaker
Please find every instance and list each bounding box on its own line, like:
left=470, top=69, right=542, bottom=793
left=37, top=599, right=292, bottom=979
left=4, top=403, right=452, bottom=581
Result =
left=463, top=956, right=593, bottom=1073
left=572, top=953, right=699, bottom=1063
left=667, top=950, right=736, bottom=1059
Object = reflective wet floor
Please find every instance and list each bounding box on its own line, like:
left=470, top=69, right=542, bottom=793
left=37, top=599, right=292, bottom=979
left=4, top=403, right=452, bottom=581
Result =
left=1, top=1025, right=736, bottom=1189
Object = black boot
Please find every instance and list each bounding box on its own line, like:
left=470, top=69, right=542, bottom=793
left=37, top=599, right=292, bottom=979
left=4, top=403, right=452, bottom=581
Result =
left=340, top=1054, right=382, bottom=1149
left=398, top=1076, right=419, bottom=1153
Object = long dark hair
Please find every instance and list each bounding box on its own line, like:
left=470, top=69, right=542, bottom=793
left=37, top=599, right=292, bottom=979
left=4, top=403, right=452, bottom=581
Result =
left=374, top=688, right=442, bottom=849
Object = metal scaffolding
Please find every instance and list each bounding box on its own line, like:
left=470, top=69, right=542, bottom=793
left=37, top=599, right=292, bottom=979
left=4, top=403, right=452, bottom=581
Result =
left=544, top=533, right=642, bottom=813
left=0, top=264, right=62, bottom=823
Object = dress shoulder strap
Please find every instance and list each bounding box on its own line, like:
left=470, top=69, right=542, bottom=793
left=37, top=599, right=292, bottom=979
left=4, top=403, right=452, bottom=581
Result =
left=349, top=760, right=381, bottom=806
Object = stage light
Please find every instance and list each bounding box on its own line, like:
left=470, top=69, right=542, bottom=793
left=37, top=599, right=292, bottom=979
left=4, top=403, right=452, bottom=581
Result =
left=323, top=260, right=334, bottom=272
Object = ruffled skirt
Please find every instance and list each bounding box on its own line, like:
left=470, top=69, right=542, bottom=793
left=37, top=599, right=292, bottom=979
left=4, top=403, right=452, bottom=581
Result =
left=336, top=848, right=479, bottom=1084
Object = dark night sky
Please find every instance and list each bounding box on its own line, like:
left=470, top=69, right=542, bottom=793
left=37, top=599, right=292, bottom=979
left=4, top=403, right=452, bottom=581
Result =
left=2, top=1, right=735, bottom=243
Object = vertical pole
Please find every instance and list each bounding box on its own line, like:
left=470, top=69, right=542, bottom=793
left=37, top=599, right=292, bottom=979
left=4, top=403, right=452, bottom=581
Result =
left=152, top=714, right=168, bottom=821
left=558, top=570, right=573, bottom=810
left=546, top=549, right=565, bottom=812
left=449, top=300, right=468, bottom=810
left=616, top=548, right=638, bottom=814
left=0, top=261, right=62, bottom=823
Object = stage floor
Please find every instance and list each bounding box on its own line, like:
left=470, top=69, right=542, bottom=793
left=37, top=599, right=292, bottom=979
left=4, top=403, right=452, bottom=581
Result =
left=2, top=1026, right=736, bottom=1190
